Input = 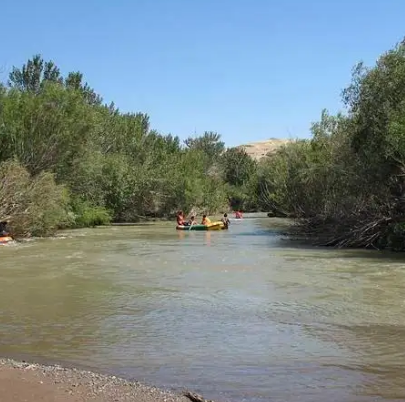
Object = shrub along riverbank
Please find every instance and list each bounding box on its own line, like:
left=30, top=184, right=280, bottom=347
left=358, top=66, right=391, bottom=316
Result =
left=258, top=38, right=405, bottom=251
left=0, top=55, right=261, bottom=237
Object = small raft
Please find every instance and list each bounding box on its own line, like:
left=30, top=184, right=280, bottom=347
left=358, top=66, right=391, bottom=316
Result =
left=176, top=221, right=227, bottom=231
left=0, top=236, right=13, bottom=245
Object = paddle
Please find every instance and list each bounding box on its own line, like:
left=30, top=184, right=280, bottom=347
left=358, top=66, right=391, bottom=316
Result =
left=187, top=209, right=197, bottom=230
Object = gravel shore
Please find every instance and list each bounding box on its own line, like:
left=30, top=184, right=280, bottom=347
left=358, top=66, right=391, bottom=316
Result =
left=0, top=358, right=216, bottom=402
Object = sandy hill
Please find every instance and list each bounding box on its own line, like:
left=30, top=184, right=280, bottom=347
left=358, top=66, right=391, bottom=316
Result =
left=237, top=138, right=291, bottom=160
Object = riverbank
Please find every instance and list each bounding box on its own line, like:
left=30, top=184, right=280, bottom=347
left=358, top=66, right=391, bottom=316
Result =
left=0, top=358, right=215, bottom=402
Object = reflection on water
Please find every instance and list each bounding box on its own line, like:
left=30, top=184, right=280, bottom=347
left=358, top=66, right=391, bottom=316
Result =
left=1, top=214, right=405, bottom=401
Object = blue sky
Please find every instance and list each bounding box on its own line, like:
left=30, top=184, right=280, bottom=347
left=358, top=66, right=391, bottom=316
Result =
left=1, top=0, right=404, bottom=146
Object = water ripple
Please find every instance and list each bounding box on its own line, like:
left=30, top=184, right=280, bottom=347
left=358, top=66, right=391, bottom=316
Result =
left=1, top=214, right=405, bottom=401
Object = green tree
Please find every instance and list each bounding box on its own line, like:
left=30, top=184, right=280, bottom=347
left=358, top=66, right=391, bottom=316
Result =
left=0, top=81, right=95, bottom=177
left=8, top=54, right=62, bottom=93
left=0, top=54, right=259, bottom=236
left=221, top=147, right=256, bottom=187
left=65, top=71, right=102, bottom=105
left=184, top=131, right=225, bottom=163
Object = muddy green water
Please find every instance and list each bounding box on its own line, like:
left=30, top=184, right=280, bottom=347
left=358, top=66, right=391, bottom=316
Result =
left=1, top=214, right=405, bottom=401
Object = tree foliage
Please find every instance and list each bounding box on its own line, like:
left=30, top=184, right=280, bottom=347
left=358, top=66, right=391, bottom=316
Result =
left=0, top=55, right=261, bottom=236
left=258, top=38, right=405, bottom=250
left=8, top=54, right=63, bottom=92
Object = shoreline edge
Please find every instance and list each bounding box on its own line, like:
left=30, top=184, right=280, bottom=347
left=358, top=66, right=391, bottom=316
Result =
left=0, top=357, right=219, bottom=402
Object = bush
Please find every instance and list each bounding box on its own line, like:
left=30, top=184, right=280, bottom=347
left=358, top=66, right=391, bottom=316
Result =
left=70, top=198, right=112, bottom=227
left=0, top=160, right=70, bottom=237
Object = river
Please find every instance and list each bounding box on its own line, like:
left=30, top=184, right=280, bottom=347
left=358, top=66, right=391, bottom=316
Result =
left=1, top=213, right=405, bottom=401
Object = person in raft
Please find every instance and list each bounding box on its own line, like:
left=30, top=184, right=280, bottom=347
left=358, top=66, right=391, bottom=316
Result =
left=177, top=211, right=190, bottom=227
left=221, top=213, right=230, bottom=229
left=235, top=210, right=243, bottom=219
left=0, top=221, right=10, bottom=236
left=201, top=214, right=211, bottom=226
left=188, top=216, right=197, bottom=226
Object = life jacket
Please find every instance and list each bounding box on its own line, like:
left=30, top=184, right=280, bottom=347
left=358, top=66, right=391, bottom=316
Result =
left=202, top=217, right=211, bottom=225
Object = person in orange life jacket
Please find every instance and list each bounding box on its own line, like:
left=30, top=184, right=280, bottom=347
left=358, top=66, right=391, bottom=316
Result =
left=201, top=214, right=211, bottom=225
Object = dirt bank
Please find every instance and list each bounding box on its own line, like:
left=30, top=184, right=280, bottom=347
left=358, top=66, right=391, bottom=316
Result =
left=0, top=358, right=216, bottom=402
left=237, top=138, right=291, bottom=160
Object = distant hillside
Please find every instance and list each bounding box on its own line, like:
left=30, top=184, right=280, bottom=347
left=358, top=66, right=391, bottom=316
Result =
left=237, top=138, right=291, bottom=160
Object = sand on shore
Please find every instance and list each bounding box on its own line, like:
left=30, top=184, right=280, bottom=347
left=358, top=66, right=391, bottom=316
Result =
left=0, top=358, right=214, bottom=402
